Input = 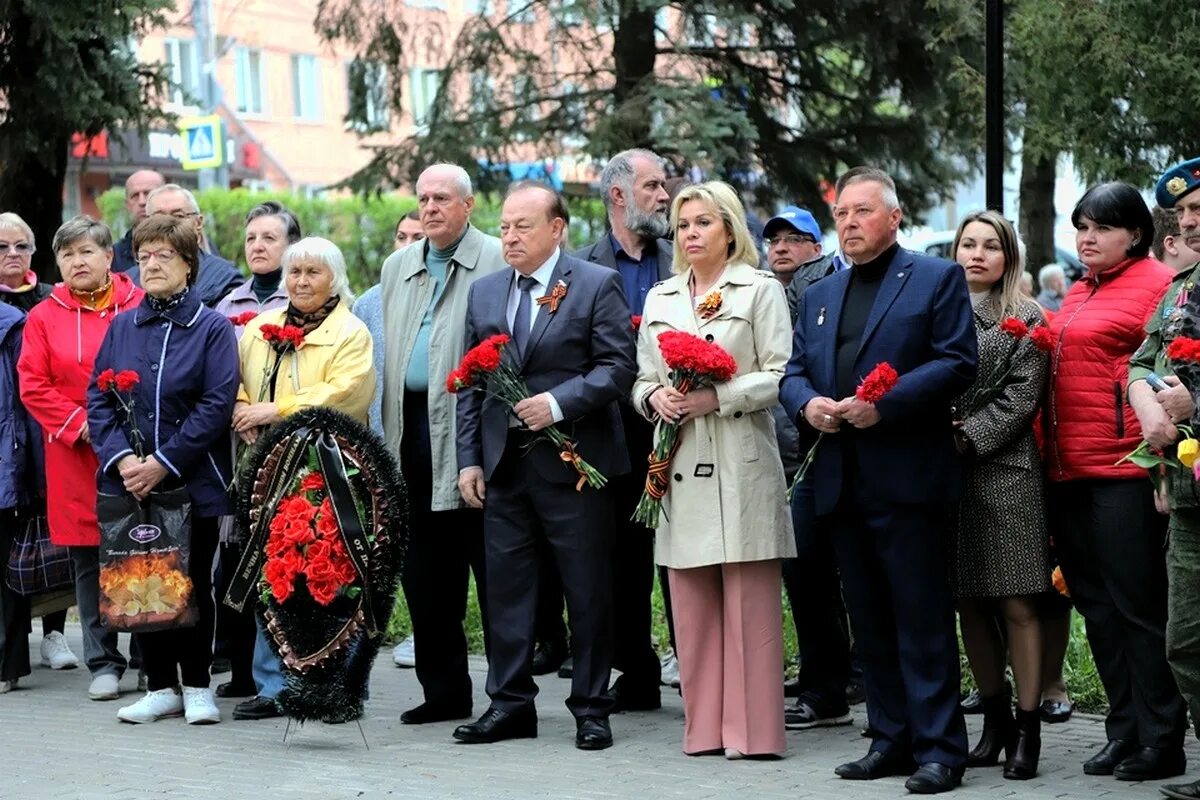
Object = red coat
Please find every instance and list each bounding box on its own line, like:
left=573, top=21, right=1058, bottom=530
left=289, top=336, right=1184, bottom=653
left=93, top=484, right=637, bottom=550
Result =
left=17, top=273, right=144, bottom=545
left=1046, top=256, right=1172, bottom=482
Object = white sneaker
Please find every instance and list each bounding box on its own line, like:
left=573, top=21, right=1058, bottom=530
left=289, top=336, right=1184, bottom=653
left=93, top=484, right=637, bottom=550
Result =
left=182, top=687, right=221, bottom=724
left=117, top=688, right=183, bottom=723
left=40, top=632, right=79, bottom=670
left=88, top=673, right=121, bottom=701
left=0, top=677, right=18, bottom=694
left=393, top=635, right=416, bottom=668
left=660, top=651, right=680, bottom=688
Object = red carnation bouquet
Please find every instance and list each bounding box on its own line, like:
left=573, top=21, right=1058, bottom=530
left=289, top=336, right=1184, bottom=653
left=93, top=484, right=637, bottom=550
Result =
left=255, top=323, right=306, bottom=402
left=96, top=368, right=145, bottom=456
left=965, top=316, right=1056, bottom=412
left=447, top=334, right=607, bottom=490
left=262, top=466, right=361, bottom=607
left=228, top=311, right=258, bottom=327
left=789, top=361, right=899, bottom=498
left=632, top=331, right=737, bottom=528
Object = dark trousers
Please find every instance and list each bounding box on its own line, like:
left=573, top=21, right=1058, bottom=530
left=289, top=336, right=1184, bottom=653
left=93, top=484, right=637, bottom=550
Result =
left=484, top=437, right=615, bottom=719
left=214, top=542, right=256, bottom=688
left=820, top=482, right=967, bottom=767
left=400, top=391, right=487, bottom=708
left=1049, top=478, right=1186, bottom=748
left=0, top=511, right=31, bottom=682
left=142, top=515, right=218, bottom=691
left=782, top=477, right=852, bottom=704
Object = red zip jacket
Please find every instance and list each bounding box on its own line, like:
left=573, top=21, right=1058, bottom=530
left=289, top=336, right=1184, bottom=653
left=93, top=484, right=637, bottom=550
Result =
left=1046, top=256, right=1172, bottom=481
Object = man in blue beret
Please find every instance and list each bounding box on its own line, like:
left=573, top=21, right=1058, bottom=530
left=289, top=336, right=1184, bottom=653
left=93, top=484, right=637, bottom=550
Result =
left=1130, top=156, right=1200, bottom=799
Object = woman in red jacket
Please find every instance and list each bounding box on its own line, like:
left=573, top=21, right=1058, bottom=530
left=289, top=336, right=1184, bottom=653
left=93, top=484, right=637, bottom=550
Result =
left=1046, top=182, right=1187, bottom=780
left=17, top=216, right=144, bottom=703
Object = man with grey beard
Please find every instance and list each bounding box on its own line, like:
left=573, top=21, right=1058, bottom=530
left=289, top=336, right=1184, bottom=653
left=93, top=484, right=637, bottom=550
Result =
left=558, top=149, right=673, bottom=712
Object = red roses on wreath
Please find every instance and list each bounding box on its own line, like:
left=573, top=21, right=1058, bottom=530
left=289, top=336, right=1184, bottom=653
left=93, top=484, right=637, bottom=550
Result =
left=262, top=468, right=359, bottom=606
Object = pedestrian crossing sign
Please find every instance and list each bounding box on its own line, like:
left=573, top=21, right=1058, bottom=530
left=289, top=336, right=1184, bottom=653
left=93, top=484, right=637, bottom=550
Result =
left=179, top=115, right=224, bottom=170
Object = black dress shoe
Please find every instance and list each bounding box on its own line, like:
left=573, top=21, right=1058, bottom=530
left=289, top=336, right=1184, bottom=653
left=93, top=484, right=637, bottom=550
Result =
left=557, top=656, right=574, bottom=679
left=1114, top=746, right=1187, bottom=781
left=575, top=716, right=613, bottom=750
left=452, top=706, right=537, bottom=744
left=233, top=696, right=282, bottom=720
left=905, top=763, right=963, bottom=794
left=1161, top=777, right=1200, bottom=799
left=215, top=680, right=257, bottom=698
left=400, top=700, right=473, bottom=725
left=845, top=681, right=867, bottom=707
left=609, top=680, right=661, bottom=713
left=531, top=643, right=567, bottom=676
left=1083, top=739, right=1139, bottom=775
left=1039, top=697, right=1073, bottom=724
left=834, top=749, right=917, bottom=780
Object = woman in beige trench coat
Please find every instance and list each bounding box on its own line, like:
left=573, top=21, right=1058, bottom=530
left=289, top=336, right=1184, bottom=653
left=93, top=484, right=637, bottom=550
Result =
left=632, top=181, right=796, bottom=759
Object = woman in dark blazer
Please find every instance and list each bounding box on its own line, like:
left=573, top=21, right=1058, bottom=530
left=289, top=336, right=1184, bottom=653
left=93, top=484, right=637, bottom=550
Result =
left=88, top=213, right=239, bottom=725
left=949, top=211, right=1050, bottom=780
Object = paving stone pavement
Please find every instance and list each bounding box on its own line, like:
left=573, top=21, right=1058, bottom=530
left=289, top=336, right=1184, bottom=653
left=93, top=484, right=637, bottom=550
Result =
left=1, top=624, right=1196, bottom=800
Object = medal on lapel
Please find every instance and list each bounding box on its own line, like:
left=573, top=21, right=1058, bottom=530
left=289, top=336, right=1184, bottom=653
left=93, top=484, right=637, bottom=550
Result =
left=817, top=306, right=826, bottom=326
left=537, top=279, right=568, bottom=313
left=696, top=289, right=722, bottom=320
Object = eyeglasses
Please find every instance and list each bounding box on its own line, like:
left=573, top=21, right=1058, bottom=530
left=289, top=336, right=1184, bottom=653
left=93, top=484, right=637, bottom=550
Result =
left=0, top=242, right=34, bottom=255
left=766, top=234, right=816, bottom=248
left=135, top=248, right=178, bottom=265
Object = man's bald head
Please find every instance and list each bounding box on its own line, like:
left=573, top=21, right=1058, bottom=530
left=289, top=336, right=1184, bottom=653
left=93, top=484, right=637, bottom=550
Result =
left=125, top=170, right=166, bottom=223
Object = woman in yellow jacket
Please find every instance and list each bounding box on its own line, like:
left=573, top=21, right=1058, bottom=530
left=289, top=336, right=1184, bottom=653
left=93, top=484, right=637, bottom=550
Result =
left=227, top=236, right=374, bottom=721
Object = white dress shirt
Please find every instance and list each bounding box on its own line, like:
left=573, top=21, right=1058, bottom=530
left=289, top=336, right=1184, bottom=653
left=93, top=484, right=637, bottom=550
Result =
left=505, top=248, right=564, bottom=423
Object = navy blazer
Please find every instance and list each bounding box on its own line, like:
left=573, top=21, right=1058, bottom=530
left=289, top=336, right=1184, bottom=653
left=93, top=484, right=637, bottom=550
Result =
left=87, top=289, right=240, bottom=517
left=572, top=235, right=674, bottom=283
left=456, top=252, right=637, bottom=484
left=779, top=247, right=977, bottom=515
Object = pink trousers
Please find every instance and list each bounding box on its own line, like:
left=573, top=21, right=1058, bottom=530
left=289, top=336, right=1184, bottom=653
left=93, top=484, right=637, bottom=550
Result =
left=668, top=559, right=787, bottom=756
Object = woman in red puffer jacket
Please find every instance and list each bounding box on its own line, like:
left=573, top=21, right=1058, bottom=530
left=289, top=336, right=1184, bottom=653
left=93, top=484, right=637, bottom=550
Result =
left=1045, top=182, right=1186, bottom=780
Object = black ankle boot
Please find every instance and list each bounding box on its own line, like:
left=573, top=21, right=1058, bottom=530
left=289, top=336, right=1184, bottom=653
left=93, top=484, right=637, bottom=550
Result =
left=1003, top=707, right=1041, bottom=779
left=966, top=685, right=1014, bottom=768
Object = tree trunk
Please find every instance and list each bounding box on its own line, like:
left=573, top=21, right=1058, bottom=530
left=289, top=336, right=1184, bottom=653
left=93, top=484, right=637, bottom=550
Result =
left=610, top=3, right=659, bottom=148
left=0, top=136, right=67, bottom=282
left=1018, top=147, right=1057, bottom=289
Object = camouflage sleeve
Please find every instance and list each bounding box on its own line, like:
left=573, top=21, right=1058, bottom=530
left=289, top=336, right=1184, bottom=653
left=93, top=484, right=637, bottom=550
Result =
left=1128, top=303, right=1165, bottom=387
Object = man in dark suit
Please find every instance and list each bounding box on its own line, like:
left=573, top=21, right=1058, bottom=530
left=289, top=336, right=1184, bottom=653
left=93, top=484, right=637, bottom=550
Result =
left=557, top=148, right=673, bottom=710
left=780, top=167, right=976, bottom=794
left=454, top=181, right=637, bottom=750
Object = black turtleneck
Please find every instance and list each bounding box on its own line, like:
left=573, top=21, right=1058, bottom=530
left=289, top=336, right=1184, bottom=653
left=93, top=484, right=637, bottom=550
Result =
left=251, top=268, right=282, bottom=304
left=836, top=241, right=900, bottom=398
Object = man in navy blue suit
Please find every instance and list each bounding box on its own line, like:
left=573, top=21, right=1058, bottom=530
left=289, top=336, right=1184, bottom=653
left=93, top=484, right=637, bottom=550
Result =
left=780, top=167, right=977, bottom=794
left=454, top=181, right=636, bottom=751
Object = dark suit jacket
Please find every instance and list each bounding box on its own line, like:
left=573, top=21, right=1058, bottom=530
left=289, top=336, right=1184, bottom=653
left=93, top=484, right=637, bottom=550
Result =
left=779, top=247, right=977, bottom=515
left=456, top=252, right=637, bottom=484
left=572, top=235, right=674, bottom=283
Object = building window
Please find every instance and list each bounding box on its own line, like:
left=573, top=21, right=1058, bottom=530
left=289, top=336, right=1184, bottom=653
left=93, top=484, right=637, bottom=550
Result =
left=410, top=67, right=441, bottom=127
left=291, top=54, right=322, bottom=121
left=346, top=60, right=389, bottom=132
left=234, top=47, right=265, bottom=115
left=164, top=38, right=199, bottom=108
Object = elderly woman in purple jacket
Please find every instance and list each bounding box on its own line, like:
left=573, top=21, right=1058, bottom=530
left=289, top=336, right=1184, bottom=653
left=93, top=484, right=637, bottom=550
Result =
left=87, top=214, right=238, bottom=726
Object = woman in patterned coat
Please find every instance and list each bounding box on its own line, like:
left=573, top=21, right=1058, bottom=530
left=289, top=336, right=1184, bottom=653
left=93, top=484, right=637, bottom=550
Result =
left=949, top=211, right=1050, bottom=780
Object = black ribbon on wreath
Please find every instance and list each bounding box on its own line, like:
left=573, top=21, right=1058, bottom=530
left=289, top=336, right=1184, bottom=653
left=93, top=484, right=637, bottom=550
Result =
left=223, top=407, right=409, bottom=725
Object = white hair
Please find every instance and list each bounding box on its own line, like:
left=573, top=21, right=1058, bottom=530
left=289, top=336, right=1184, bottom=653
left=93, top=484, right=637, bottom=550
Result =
left=281, top=237, right=355, bottom=304
left=147, top=183, right=201, bottom=214
left=0, top=212, right=35, bottom=247
left=600, top=149, right=665, bottom=210
left=416, top=163, right=473, bottom=198
left=1038, top=263, right=1065, bottom=285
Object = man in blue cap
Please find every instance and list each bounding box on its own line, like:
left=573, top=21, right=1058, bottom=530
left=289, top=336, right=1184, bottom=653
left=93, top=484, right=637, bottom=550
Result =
left=1130, top=156, right=1200, bottom=799
left=763, top=204, right=860, bottom=732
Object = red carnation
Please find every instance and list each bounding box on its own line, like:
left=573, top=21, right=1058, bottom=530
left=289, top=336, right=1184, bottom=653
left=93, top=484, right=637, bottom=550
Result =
left=999, top=317, right=1029, bottom=339
left=114, top=370, right=140, bottom=393
left=1029, top=326, right=1056, bottom=353
left=260, top=323, right=282, bottom=342
left=280, top=326, right=306, bottom=348
left=657, top=331, right=738, bottom=383
left=228, top=311, right=258, bottom=327
left=856, top=362, right=899, bottom=404
left=1167, top=336, right=1200, bottom=363
left=96, top=369, right=116, bottom=392
left=631, top=315, right=642, bottom=330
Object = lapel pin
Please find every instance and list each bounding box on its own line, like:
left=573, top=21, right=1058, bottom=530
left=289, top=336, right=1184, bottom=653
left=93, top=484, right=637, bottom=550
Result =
left=817, top=306, right=826, bottom=326
left=897, top=272, right=905, bottom=278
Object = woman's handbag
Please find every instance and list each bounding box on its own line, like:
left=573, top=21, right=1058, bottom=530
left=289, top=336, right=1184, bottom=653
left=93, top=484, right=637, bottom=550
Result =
left=5, top=510, right=74, bottom=596
left=97, top=487, right=198, bottom=633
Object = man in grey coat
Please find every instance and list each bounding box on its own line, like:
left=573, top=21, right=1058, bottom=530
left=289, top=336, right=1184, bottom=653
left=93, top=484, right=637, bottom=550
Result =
left=380, top=163, right=505, bottom=725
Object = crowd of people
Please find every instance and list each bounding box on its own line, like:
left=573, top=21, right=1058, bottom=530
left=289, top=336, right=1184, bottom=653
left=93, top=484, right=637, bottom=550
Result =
left=3, top=150, right=1200, bottom=798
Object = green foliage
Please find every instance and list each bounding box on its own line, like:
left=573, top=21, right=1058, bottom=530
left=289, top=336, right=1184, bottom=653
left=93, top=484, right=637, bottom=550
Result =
left=97, top=188, right=608, bottom=292
left=316, top=0, right=985, bottom=223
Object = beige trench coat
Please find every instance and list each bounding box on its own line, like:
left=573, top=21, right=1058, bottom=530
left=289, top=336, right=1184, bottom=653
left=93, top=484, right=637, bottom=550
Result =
left=632, top=261, right=797, bottom=569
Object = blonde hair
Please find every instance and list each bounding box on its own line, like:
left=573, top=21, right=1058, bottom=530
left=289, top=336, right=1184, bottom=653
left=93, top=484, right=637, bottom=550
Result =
left=669, top=181, right=758, bottom=273
left=952, top=210, right=1028, bottom=320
